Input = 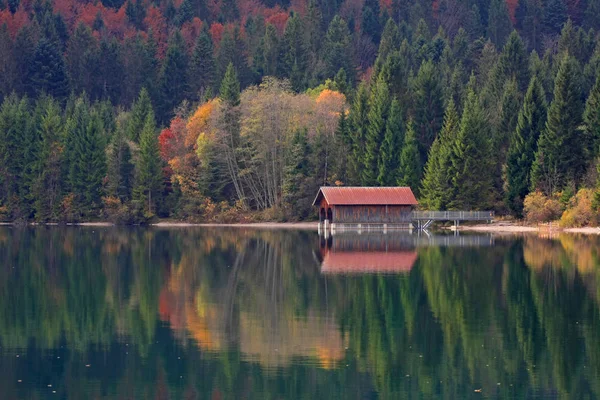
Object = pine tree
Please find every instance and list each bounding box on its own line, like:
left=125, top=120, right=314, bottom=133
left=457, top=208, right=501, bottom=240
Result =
left=28, top=38, right=69, bottom=100
left=487, top=0, right=513, bottom=47
left=397, top=120, right=422, bottom=194
left=157, top=30, right=188, bottom=124
left=283, top=128, right=312, bottom=218
left=420, top=99, right=460, bottom=210
left=583, top=75, right=600, bottom=162
left=375, top=18, right=400, bottom=71
left=134, top=110, right=162, bottom=215
left=531, top=54, right=583, bottom=194
left=377, top=99, right=403, bottom=186
left=323, top=16, right=353, bottom=82
left=361, top=0, right=381, bottom=43
left=505, top=76, right=547, bottom=216
left=280, top=12, right=307, bottom=91
left=448, top=87, right=493, bottom=210
left=497, top=31, right=529, bottom=92
left=188, top=27, right=216, bottom=100
left=128, top=88, right=153, bottom=142
left=258, top=24, right=279, bottom=77
left=412, top=60, right=444, bottom=163
left=544, top=0, right=567, bottom=35
left=66, top=23, right=97, bottom=96
left=362, top=74, right=390, bottom=185
left=67, top=99, right=106, bottom=217
left=0, top=24, right=16, bottom=100
left=348, top=82, right=369, bottom=185
left=106, top=122, right=134, bottom=202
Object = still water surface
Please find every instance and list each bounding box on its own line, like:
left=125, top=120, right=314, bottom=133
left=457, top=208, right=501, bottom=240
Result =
left=1, top=227, right=600, bottom=399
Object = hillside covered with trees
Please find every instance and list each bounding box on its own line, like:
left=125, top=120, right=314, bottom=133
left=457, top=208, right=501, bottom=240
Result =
left=1, top=0, right=600, bottom=222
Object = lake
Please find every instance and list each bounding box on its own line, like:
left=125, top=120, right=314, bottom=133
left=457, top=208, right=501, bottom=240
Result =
left=1, top=227, right=599, bottom=399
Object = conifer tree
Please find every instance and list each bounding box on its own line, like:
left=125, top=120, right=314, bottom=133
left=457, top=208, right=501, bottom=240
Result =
left=412, top=60, right=444, bottom=162
left=506, top=76, right=547, bottom=216
left=323, top=16, right=353, bottom=82
left=397, top=120, right=422, bottom=194
left=543, top=0, right=567, bottom=35
left=362, top=74, right=390, bottom=185
left=128, top=88, right=153, bottom=142
left=134, top=110, right=162, bottom=215
left=280, top=12, right=307, bottom=91
left=583, top=75, right=600, bottom=162
left=376, top=19, right=400, bottom=68
left=348, top=82, right=369, bottom=185
left=188, top=27, right=216, bottom=100
left=67, top=99, right=106, bottom=217
left=27, top=38, right=69, bottom=100
left=531, top=55, right=583, bottom=194
left=283, top=128, right=312, bottom=217
left=420, top=99, right=460, bottom=210
left=157, top=30, right=188, bottom=124
left=107, top=122, right=134, bottom=202
left=448, top=87, right=493, bottom=210
left=377, top=99, right=403, bottom=186
left=497, top=31, right=529, bottom=92
left=487, top=0, right=512, bottom=47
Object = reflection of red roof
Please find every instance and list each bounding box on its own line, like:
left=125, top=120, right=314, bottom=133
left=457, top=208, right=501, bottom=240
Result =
left=321, top=251, right=418, bottom=274
left=312, top=187, right=418, bottom=206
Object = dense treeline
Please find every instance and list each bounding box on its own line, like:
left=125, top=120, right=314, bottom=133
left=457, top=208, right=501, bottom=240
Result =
left=1, top=0, right=600, bottom=221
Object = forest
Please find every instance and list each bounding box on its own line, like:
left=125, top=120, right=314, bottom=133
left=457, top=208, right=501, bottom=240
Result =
left=1, top=0, right=600, bottom=222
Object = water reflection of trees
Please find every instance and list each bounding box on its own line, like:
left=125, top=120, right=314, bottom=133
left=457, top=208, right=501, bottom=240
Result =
left=1, top=229, right=600, bottom=398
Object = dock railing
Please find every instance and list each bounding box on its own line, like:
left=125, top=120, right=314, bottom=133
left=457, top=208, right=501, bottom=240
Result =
left=411, top=211, right=494, bottom=221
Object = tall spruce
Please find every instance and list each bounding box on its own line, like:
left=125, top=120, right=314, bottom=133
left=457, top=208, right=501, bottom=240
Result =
left=106, top=121, right=134, bottom=202
left=412, top=60, right=444, bottom=162
left=27, top=38, right=69, bottom=101
left=362, top=74, right=390, bottom=185
left=323, top=16, right=353, bottom=82
left=448, top=87, right=493, bottom=210
left=128, top=88, right=153, bottom=142
left=188, top=27, right=216, bottom=101
left=348, top=82, right=369, bottom=185
left=505, top=76, right=547, bottom=216
left=583, top=75, right=600, bottom=162
left=397, top=120, right=422, bottom=194
left=280, top=12, right=307, bottom=91
left=531, top=54, right=584, bottom=194
left=134, top=110, right=162, bottom=215
left=420, top=99, right=460, bottom=210
left=377, top=99, right=403, bottom=186
left=157, top=30, right=188, bottom=124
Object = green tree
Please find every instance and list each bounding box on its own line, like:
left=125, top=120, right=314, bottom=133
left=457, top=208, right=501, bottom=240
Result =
left=397, top=120, right=422, bottom=193
left=27, top=38, right=69, bottom=100
left=280, top=12, right=307, bottom=91
left=487, top=0, right=513, bottom=47
left=448, top=87, right=493, bottom=210
left=348, top=82, right=369, bottom=185
left=420, top=99, right=460, bottom=210
left=583, top=75, right=600, bottom=162
left=128, top=88, right=153, bottom=142
left=377, top=99, right=403, bottom=186
left=505, top=76, right=547, bottom=216
left=531, top=55, right=583, bottom=194
left=134, top=111, right=162, bottom=215
left=157, top=31, right=188, bottom=124
left=106, top=119, right=134, bottom=202
left=188, top=27, right=216, bottom=100
left=543, top=0, right=567, bottom=35
left=412, top=60, right=444, bottom=162
left=323, top=16, right=353, bottom=82
left=362, top=74, right=390, bottom=185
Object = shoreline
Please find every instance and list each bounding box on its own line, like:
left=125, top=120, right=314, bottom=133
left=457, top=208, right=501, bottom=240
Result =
left=1, top=220, right=600, bottom=235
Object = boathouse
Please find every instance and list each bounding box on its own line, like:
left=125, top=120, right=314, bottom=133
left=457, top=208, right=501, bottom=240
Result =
left=312, top=187, right=418, bottom=228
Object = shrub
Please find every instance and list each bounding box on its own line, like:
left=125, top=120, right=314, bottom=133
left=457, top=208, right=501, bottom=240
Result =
left=523, top=191, right=563, bottom=223
left=559, top=189, right=598, bottom=227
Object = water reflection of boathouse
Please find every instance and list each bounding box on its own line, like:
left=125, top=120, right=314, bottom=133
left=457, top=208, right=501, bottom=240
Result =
left=319, top=233, right=419, bottom=274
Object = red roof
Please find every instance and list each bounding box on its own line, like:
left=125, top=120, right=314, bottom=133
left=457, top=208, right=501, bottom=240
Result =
left=313, top=187, right=418, bottom=206
left=321, top=251, right=417, bottom=274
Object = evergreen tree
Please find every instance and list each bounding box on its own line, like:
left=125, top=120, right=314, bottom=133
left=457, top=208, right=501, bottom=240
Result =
left=487, top=0, right=513, bottom=47
left=362, top=74, right=390, bottom=185
left=375, top=18, right=400, bottom=70
left=494, top=79, right=521, bottom=186
left=257, top=24, right=279, bottom=77
left=361, top=0, right=381, bottom=43
left=348, top=82, right=369, bottom=185
left=420, top=99, right=460, bottom=210
left=280, top=12, right=307, bottom=91
left=323, top=16, right=353, bottom=82
left=583, top=74, right=600, bottom=162
left=531, top=55, right=583, bottom=194
left=134, top=110, right=162, bottom=215
left=107, top=122, right=134, bottom=202
left=32, top=97, right=63, bottom=221
left=157, top=31, right=188, bottom=124
left=128, top=88, right=153, bottom=142
left=584, top=0, right=600, bottom=31
left=377, top=99, right=403, bottom=185
left=67, top=99, right=106, bottom=217
left=0, top=24, right=16, bottom=100
left=66, top=23, right=97, bottom=96
left=28, top=38, right=69, bottom=100
left=412, top=60, right=444, bottom=162
left=448, top=87, right=493, bottom=210
left=397, top=120, right=422, bottom=194
left=543, top=0, right=567, bottom=35
left=497, top=31, right=529, bottom=92
left=283, top=128, right=312, bottom=217
left=188, top=27, right=216, bottom=100
left=505, top=76, right=547, bottom=216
